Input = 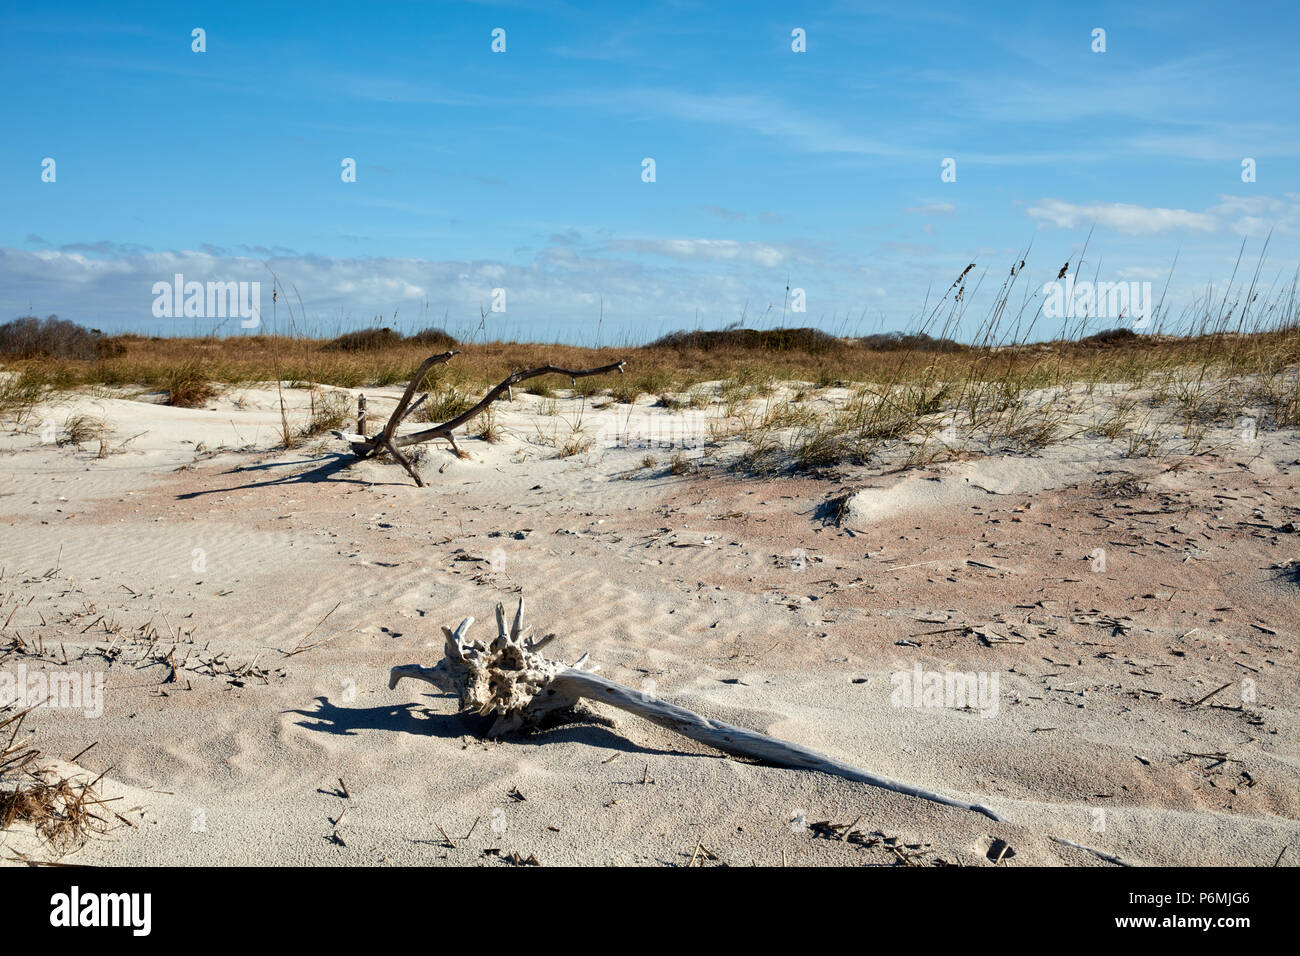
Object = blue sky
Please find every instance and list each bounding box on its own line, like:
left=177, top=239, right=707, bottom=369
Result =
left=2, top=0, right=1298, bottom=343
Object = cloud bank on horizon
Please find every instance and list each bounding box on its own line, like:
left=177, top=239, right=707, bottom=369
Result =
left=2, top=0, right=1298, bottom=343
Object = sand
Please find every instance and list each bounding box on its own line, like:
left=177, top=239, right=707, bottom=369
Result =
left=1, top=380, right=1298, bottom=866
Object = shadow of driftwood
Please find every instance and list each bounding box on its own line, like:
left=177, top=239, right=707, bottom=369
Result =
left=286, top=696, right=471, bottom=740
left=176, top=452, right=411, bottom=498
left=289, top=692, right=708, bottom=761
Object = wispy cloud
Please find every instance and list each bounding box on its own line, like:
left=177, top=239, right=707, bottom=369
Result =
left=1027, top=195, right=1300, bottom=236
left=700, top=205, right=747, bottom=222
left=601, top=238, right=812, bottom=268
left=1028, top=199, right=1218, bottom=235
left=906, top=202, right=956, bottom=217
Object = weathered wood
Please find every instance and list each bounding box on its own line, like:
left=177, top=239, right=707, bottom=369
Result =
left=382, top=436, right=424, bottom=487
left=363, top=350, right=458, bottom=458
left=398, top=392, right=428, bottom=425
left=391, top=360, right=626, bottom=449
left=336, top=352, right=625, bottom=484
left=389, top=598, right=1002, bottom=821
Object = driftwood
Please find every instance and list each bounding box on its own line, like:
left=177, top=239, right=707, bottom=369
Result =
left=389, top=598, right=1002, bottom=821
left=335, top=352, right=626, bottom=486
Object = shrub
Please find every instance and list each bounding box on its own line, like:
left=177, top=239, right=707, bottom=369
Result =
left=1080, top=327, right=1138, bottom=347
left=0, top=316, right=116, bottom=360
left=650, top=326, right=838, bottom=353
left=855, top=331, right=966, bottom=353
left=323, top=327, right=404, bottom=351
left=407, top=327, right=458, bottom=349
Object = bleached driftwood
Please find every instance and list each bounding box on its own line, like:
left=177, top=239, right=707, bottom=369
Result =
left=389, top=598, right=1002, bottom=821
left=335, top=352, right=626, bottom=486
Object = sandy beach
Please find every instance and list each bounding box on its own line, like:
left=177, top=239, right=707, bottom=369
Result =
left=2, top=376, right=1297, bottom=866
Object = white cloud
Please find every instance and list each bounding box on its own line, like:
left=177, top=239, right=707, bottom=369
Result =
left=0, top=243, right=810, bottom=339
left=1027, top=199, right=1218, bottom=235
left=906, top=202, right=956, bottom=217
left=1028, top=195, right=1300, bottom=237
left=601, top=238, right=795, bottom=268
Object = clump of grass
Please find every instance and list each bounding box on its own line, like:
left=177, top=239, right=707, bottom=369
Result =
left=1124, top=428, right=1164, bottom=458
left=1096, top=396, right=1140, bottom=440
left=61, top=413, right=109, bottom=446
left=788, top=421, right=863, bottom=472
left=369, top=363, right=410, bottom=387
left=1079, top=327, right=1140, bottom=347
left=552, top=401, right=594, bottom=458
left=414, top=386, right=478, bottom=423
left=669, top=452, right=696, bottom=474
left=609, top=382, right=644, bottom=404
left=556, top=432, right=593, bottom=458
left=164, top=361, right=218, bottom=407
left=295, top=389, right=351, bottom=441
left=0, top=368, right=50, bottom=423
left=1, top=705, right=114, bottom=857
left=1266, top=371, right=1300, bottom=426
left=612, top=368, right=674, bottom=404
left=474, top=408, right=504, bottom=443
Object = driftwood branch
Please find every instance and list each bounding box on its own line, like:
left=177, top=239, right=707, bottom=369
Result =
left=389, top=598, right=1002, bottom=821
left=391, top=360, right=626, bottom=449
left=335, top=353, right=625, bottom=484
left=365, top=350, right=459, bottom=457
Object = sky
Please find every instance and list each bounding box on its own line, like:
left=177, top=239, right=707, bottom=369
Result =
left=2, top=0, right=1299, bottom=344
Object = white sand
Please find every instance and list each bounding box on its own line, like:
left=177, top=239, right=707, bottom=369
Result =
left=2, top=380, right=1298, bottom=866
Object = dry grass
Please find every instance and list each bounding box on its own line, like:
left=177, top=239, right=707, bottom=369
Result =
left=474, top=407, right=504, bottom=443
left=2, top=251, right=1297, bottom=474
left=295, top=389, right=352, bottom=442
left=61, top=413, right=109, bottom=445
left=163, top=360, right=219, bottom=407
left=0, top=704, right=116, bottom=858
left=3, top=324, right=1296, bottom=410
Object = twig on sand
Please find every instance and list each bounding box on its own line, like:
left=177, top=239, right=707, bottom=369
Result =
left=1185, top=682, right=1232, bottom=708
left=281, top=601, right=342, bottom=658
left=1050, top=835, right=1133, bottom=867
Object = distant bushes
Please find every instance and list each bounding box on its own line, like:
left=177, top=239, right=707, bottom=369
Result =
left=647, top=327, right=966, bottom=355
left=1079, top=327, right=1139, bottom=347
left=407, top=327, right=459, bottom=349
left=324, top=326, right=458, bottom=352
left=650, top=326, right=838, bottom=353
left=0, top=315, right=123, bottom=360
left=323, top=327, right=404, bottom=351
left=854, top=332, right=966, bottom=353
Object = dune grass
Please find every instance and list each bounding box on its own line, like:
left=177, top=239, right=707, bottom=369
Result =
left=3, top=251, right=1298, bottom=470
left=1, top=704, right=115, bottom=858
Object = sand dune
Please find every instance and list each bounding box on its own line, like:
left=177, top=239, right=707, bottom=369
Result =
left=2, top=380, right=1298, bottom=866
